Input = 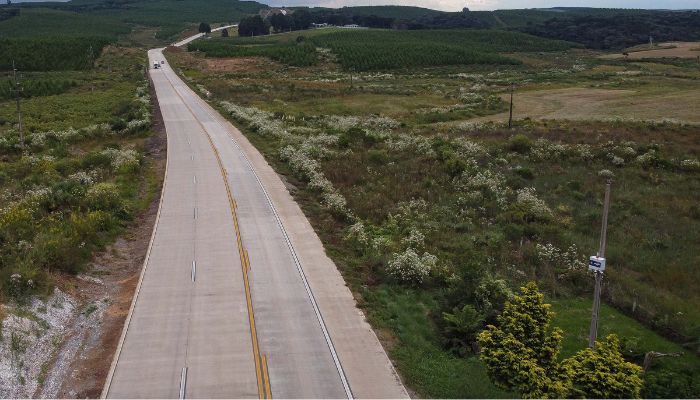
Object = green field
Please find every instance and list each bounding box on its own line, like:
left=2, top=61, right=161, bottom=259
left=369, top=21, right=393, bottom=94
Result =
left=169, top=27, right=700, bottom=397
left=189, top=29, right=577, bottom=70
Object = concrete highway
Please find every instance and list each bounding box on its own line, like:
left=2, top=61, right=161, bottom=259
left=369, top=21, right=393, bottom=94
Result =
left=102, top=34, right=407, bottom=399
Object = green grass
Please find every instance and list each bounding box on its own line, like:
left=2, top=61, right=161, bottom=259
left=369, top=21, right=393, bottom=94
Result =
left=364, top=286, right=512, bottom=398
left=553, top=298, right=700, bottom=398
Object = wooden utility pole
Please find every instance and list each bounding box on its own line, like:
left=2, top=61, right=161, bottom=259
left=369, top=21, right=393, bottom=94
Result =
left=508, top=84, right=514, bottom=129
left=588, top=180, right=612, bottom=348
left=11, top=60, right=24, bottom=148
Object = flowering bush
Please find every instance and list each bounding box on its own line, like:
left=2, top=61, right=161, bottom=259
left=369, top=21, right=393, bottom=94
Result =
left=85, top=182, right=121, bottom=211
left=402, top=228, right=425, bottom=248
left=680, top=158, right=700, bottom=171
left=221, top=101, right=289, bottom=138
left=387, top=248, right=437, bottom=285
left=515, top=187, right=552, bottom=220
left=536, top=242, right=584, bottom=273
left=530, top=138, right=567, bottom=161
left=100, top=148, right=140, bottom=173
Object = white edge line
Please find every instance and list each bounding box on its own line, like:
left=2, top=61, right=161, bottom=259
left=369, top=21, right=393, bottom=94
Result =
left=100, top=53, right=171, bottom=399
left=233, top=137, right=354, bottom=399
left=186, top=86, right=355, bottom=398
left=179, top=366, right=188, bottom=399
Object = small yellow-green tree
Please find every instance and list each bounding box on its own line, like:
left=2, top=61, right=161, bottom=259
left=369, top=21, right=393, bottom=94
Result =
left=477, top=282, right=571, bottom=398
left=564, top=334, right=643, bottom=398
left=478, top=282, right=644, bottom=399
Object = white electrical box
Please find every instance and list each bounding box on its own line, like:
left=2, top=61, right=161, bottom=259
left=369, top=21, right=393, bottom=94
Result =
left=589, top=256, right=606, bottom=272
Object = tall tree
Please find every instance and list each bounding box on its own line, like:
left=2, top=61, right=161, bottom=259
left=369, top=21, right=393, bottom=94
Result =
left=238, top=15, right=269, bottom=37
left=198, top=22, right=211, bottom=34
left=292, top=9, right=312, bottom=30
left=269, top=13, right=292, bottom=33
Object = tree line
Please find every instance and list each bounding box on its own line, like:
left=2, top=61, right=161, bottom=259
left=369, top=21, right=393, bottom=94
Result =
left=235, top=7, right=700, bottom=49
left=521, top=11, right=700, bottom=49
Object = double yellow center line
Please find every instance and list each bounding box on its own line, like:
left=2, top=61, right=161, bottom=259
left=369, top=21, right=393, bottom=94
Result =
left=162, top=68, right=272, bottom=399
left=204, top=115, right=273, bottom=400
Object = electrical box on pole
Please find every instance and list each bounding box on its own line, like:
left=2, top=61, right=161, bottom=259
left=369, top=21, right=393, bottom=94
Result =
left=588, top=180, right=612, bottom=349
left=588, top=256, right=606, bottom=273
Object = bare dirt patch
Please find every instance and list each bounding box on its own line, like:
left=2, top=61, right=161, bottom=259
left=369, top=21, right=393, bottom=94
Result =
left=40, top=77, right=167, bottom=398
left=204, top=57, right=273, bottom=73
left=603, top=42, right=700, bottom=59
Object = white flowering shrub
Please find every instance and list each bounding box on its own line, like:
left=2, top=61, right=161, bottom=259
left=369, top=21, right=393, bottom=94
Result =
left=536, top=242, right=584, bottom=273
left=454, top=169, right=510, bottom=208
left=611, top=156, right=625, bottom=167
left=346, top=222, right=370, bottom=246
left=85, top=182, right=121, bottom=211
left=387, top=248, right=437, bottom=285
left=574, top=144, right=595, bottom=161
left=453, top=138, right=486, bottom=158
left=598, top=169, right=615, bottom=179
left=101, top=148, right=140, bottom=173
left=68, top=171, right=95, bottom=185
left=515, top=187, right=552, bottom=220
left=221, top=101, right=289, bottom=138
left=322, top=191, right=349, bottom=216
left=635, top=150, right=659, bottom=167
left=402, top=228, right=425, bottom=248
left=530, top=138, right=568, bottom=161
left=680, top=159, right=700, bottom=171
left=279, top=144, right=351, bottom=218
left=386, top=133, right=434, bottom=156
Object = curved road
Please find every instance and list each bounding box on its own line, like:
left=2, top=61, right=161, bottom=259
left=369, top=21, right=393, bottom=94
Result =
left=102, top=35, right=407, bottom=399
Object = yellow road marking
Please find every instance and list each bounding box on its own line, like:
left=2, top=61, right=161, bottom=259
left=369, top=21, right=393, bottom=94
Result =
left=161, top=71, right=271, bottom=399
left=262, top=354, right=272, bottom=399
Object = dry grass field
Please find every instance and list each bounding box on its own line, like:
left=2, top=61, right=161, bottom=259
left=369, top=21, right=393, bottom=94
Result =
left=603, top=41, right=700, bottom=59
left=471, top=86, right=700, bottom=124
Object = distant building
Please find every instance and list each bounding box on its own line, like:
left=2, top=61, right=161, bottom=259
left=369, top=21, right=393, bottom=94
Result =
left=312, top=23, right=329, bottom=28
left=259, top=7, right=294, bottom=20
left=341, top=24, right=361, bottom=29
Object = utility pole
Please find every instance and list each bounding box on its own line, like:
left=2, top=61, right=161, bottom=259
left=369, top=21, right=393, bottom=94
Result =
left=508, top=83, right=514, bottom=129
left=11, top=60, right=24, bottom=149
left=588, top=179, right=612, bottom=349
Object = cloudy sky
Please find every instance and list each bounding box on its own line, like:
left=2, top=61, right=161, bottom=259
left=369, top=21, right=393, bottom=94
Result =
left=263, top=0, right=699, bottom=11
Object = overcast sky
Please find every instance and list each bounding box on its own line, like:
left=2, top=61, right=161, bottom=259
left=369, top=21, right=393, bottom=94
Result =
left=263, top=0, right=699, bottom=11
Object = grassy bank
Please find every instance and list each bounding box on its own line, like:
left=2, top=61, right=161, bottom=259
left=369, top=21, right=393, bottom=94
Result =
left=0, top=46, right=154, bottom=302
left=168, top=29, right=700, bottom=397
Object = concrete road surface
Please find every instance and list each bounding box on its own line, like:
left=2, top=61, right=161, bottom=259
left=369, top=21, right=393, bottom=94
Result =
left=102, top=41, right=407, bottom=399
